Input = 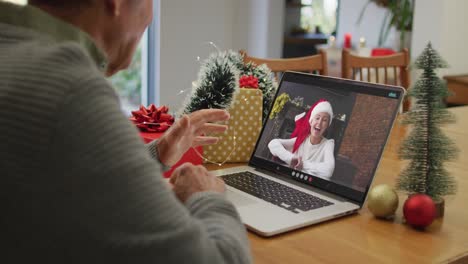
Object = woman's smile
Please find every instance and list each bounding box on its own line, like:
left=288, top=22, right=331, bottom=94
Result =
left=309, top=112, right=330, bottom=144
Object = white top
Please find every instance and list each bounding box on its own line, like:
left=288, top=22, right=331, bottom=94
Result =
left=268, top=137, right=335, bottom=180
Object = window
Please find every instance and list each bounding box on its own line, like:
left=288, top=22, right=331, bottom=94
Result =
left=284, top=0, right=339, bottom=57
left=300, top=0, right=339, bottom=35
left=18, top=0, right=160, bottom=114
left=110, top=0, right=160, bottom=115
left=110, top=42, right=144, bottom=115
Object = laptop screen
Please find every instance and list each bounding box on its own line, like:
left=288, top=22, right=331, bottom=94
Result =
left=250, top=72, right=403, bottom=204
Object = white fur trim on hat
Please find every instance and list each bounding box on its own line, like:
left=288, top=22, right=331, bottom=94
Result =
left=309, top=101, right=333, bottom=125
left=294, top=112, right=306, bottom=122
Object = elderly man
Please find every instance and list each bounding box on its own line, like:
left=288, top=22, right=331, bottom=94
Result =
left=0, top=0, right=251, bottom=263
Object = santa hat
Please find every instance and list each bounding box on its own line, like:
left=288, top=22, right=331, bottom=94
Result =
left=309, top=100, right=333, bottom=125
left=294, top=101, right=334, bottom=126
left=290, top=99, right=334, bottom=153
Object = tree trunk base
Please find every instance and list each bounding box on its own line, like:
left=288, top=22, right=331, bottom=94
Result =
left=435, top=199, right=445, bottom=218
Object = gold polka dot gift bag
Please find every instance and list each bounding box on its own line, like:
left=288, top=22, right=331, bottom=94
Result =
left=204, top=88, right=263, bottom=163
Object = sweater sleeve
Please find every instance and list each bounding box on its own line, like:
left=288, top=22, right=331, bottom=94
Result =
left=301, top=139, right=335, bottom=179
left=268, top=138, right=296, bottom=165
left=146, top=139, right=171, bottom=171
left=50, top=73, right=251, bottom=263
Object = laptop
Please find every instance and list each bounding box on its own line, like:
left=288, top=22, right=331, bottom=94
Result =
left=212, top=71, right=404, bottom=236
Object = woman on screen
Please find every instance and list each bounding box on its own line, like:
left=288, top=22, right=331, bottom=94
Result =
left=268, top=99, right=335, bottom=179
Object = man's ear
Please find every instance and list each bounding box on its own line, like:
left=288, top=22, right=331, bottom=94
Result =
left=104, top=0, right=123, bottom=17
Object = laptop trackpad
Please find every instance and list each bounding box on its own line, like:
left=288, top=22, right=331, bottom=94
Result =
left=226, top=190, right=257, bottom=207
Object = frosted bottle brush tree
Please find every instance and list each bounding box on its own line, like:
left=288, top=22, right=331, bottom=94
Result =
left=183, top=51, right=240, bottom=114
left=182, top=50, right=277, bottom=123
left=396, top=43, right=458, bottom=202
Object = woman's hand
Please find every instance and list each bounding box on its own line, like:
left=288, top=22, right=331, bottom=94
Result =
left=156, top=109, right=230, bottom=166
left=291, top=157, right=303, bottom=170
left=295, top=157, right=303, bottom=170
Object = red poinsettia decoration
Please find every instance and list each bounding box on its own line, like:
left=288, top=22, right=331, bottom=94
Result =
left=239, top=75, right=259, bottom=89
left=129, top=104, right=174, bottom=132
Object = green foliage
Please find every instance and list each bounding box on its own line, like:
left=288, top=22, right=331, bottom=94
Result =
left=269, top=93, right=291, bottom=120
left=357, top=0, right=414, bottom=49
left=182, top=50, right=278, bottom=123
left=182, top=51, right=240, bottom=114
left=109, top=47, right=142, bottom=105
left=218, top=51, right=278, bottom=122
left=300, top=0, right=338, bottom=35
left=396, top=43, right=458, bottom=201
left=238, top=62, right=277, bottom=122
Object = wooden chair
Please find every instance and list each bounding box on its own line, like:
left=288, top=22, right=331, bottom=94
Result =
left=240, top=49, right=328, bottom=80
left=341, top=48, right=411, bottom=111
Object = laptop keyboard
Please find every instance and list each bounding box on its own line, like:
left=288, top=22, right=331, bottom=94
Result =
left=221, top=171, right=334, bottom=214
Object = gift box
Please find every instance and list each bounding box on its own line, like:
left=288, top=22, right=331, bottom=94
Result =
left=131, top=104, right=202, bottom=178
left=204, top=88, right=263, bottom=163
left=140, top=131, right=203, bottom=178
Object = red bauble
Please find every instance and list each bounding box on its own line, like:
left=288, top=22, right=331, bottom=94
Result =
left=403, top=194, right=436, bottom=228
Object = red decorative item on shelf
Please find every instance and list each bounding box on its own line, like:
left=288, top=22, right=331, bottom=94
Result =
left=371, top=48, right=396, bottom=57
left=403, top=194, right=436, bottom=229
left=130, top=104, right=174, bottom=132
left=344, top=33, right=352, bottom=49
left=239, top=75, right=259, bottom=89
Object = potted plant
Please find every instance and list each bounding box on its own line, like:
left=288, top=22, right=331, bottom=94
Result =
left=357, top=0, right=414, bottom=50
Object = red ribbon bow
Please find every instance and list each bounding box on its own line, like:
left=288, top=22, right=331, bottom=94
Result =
left=239, top=75, right=259, bottom=89
left=129, top=104, right=174, bottom=132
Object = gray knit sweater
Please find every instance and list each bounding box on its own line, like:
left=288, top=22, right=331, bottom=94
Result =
left=0, top=2, right=251, bottom=263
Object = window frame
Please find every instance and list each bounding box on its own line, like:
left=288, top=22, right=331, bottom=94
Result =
left=144, top=0, right=161, bottom=106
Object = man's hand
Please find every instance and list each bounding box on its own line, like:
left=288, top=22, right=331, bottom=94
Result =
left=170, top=163, right=225, bottom=203
left=157, top=109, right=229, bottom=166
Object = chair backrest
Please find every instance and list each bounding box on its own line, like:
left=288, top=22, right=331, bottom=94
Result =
left=341, top=48, right=410, bottom=111
left=240, top=50, right=328, bottom=81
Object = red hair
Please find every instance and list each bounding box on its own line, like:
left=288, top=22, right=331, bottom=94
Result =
left=290, top=99, right=327, bottom=153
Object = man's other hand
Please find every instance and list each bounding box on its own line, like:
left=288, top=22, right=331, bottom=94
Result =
left=170, top=163, right=225, bottom=202
left=157, top=109, right=229, bottom=166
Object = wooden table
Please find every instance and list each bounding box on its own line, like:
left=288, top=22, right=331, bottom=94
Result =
left=207, top=106, right=468, bottom=263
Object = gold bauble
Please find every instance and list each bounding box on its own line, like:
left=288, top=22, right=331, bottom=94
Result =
left=367, top=184, right=399, bottom=218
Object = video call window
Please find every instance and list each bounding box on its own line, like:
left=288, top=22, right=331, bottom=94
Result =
left=254, top=81, right=399, bottom=193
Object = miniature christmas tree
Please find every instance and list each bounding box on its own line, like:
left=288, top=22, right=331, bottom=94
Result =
left=183, top=51, right=240, bottom=114
left=182, top=50, right=277, bottom=123
left=396, top=43, right=458, bottom=201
